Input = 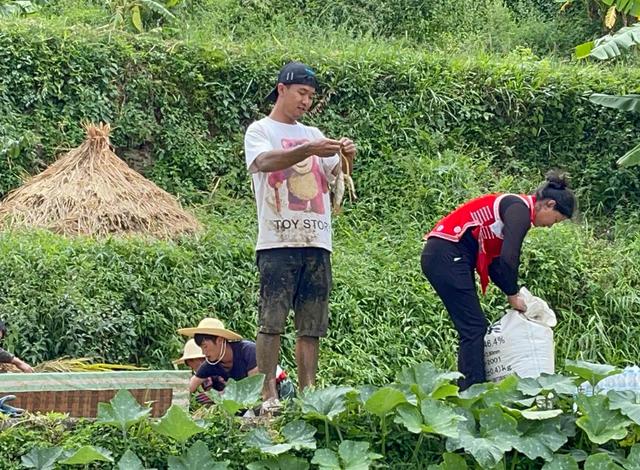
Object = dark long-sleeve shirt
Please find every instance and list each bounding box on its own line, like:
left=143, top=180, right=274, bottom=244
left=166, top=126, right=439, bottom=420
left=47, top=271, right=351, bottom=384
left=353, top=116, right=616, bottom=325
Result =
left=487, top=195, right=531, bottom=296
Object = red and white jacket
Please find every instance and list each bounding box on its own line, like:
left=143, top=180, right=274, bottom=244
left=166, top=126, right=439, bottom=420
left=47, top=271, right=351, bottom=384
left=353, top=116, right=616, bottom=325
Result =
left=424, top=193, right=536, bottom=294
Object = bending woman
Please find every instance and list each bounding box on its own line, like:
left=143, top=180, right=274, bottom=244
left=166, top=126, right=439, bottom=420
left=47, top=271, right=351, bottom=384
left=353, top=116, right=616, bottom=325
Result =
left=421, top=171, right=576, bottom=390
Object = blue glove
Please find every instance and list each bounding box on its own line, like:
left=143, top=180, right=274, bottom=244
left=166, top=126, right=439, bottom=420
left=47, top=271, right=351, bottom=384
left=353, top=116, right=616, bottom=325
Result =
left=0, top=395, right=24, bottom=417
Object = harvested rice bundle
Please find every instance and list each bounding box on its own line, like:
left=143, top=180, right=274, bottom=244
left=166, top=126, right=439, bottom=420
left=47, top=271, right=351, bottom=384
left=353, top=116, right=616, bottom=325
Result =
left=1, top=358, right=146, bottom=373
left=0, top=123, right=201, bottom=239
left=33, top=357, right=147, bottom=373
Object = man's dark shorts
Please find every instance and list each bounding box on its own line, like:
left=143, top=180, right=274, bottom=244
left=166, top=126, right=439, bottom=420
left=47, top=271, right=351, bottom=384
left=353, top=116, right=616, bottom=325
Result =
left=256, top=247, right=332, bottom=337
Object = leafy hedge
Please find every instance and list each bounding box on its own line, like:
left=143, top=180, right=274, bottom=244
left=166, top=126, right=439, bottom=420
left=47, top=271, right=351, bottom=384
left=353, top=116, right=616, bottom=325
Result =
left=2, top=361, right=640, bottom=469
left=1, top=19, right=640, bottom=215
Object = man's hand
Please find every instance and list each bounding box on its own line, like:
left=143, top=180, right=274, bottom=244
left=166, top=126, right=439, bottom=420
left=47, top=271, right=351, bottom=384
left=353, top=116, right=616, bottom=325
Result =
left=305, top=138, right=342, bottom=158
left=13, top=358, right=34, bottom=373
left=339, top=137, right=356, bottom=159
left=508, top=294, right=527, bottom=312
left=339, top=137, right=356, bottom=175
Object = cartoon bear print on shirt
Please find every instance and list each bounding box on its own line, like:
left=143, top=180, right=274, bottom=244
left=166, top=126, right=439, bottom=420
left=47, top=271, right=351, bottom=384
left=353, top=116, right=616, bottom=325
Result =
left=267, top=138, right=329, bottom=215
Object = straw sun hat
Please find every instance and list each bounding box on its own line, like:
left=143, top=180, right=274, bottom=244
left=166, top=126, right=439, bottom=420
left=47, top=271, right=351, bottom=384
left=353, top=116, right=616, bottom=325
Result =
left=177, top=318, right=243, bottom=341
left=172, top=339, right=205, bottom=365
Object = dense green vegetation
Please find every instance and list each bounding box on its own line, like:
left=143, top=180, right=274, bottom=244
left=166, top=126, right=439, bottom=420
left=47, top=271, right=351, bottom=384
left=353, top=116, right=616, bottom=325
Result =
left=3, top=362, right=640, bottom=469
left=1, top=0, right=640, bottom=467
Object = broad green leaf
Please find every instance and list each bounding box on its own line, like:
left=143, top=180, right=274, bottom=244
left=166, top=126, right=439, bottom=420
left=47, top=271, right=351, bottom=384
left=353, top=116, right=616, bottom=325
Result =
left=565, top=360, right=621, bottom=387
left=394, top=400, right=466, bottom=438
left=363, top=387, right=406, bottom=417
left=576, top=394, right=632, bottom=444
left=397, top=362, right=462, bottom=398
left=245, top=428, right=292, bottom=455
left=246, top=421, right=316, bottom=455
left=454, top=382, right=492, bottom=408
left=139, top=0, right=176, bottom=19
left=356, top=385, right=377, bottom=404
left=301, top=386, right=353, bottom=421
left=522, top=409, right=563, bottom=420
left=584, top=24, right=640, bottom=60
left=617, top=142, right=640, bottom=168
left=480, top=375, right=523, bottom=407
left=217, top=397, right=243, bottom=415
left=513, top=418, right=568, bottom=461
left=130, top=5, right=143, bottom=32
left=542, top=454, right=579, bottom=470
left=431, top=383, right=460, bottom=400
left=584, top=453, right=624, bottom=470
left=537, top=374, right=580, bottom=396
left=625, top=444, right=640, bottom=470
left=59, top=446, right=113, bottom=465
left=389, top=383, right=418, bottom=405
left=21, top=446, right=64, bottom=470
left=117, top=449, right=144, bottom=470
left=420, top=399, right=466, bottom=438
left=311, top=449, right=340, bottom=469
left=588, top=92, right=640, bottom=167
left=96, top=389, right=151, bottom=433
left=338, top=440, right=382, bottom=470
left=590, top=94, right=640, bottom=113
left=517, top=377, right=543, bottom=396
left=569, top=448, right=589, bottom=462
left=515, top=397, right=537, bottom=408
left=150, top=405, right=206, bottom=443
left=608, top=391, right=640, bottom=425
left=395, top=404, right=423, bottom=434
left=248, top=455, right=309, bottom=470
left=216, top=374, right=264, bottom=415
left=281, top=420, right=317, bottom=451
left=446, top=406, right=519, bottom=468
left=459, top=383, right=491, bottom=399
left=559, top=414, right=578, bottom=440
left=575, top=40, right=595, bottom=59
left=427, top=452, right=469, bottom=470
left=167, top=441, right=228, bottom=470
left=501, top=405, right=563, bottom=421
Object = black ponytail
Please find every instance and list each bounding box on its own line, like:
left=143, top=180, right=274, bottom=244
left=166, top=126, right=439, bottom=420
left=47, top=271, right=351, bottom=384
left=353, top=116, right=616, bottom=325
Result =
left=535, top=170, right=576, bottom=218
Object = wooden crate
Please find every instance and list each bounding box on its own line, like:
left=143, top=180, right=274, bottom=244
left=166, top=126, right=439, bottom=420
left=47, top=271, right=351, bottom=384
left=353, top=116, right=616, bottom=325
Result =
left=0, top=371, right=190, bottom=417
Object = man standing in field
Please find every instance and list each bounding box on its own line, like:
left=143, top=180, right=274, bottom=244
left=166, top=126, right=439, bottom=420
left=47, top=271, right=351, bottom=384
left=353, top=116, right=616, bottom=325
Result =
left=244, top=61, right=356, bottom=406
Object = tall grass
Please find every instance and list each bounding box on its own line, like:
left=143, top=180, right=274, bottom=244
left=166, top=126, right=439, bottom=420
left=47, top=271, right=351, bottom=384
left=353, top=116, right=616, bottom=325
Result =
left=37, top=0, right=601, bottom=59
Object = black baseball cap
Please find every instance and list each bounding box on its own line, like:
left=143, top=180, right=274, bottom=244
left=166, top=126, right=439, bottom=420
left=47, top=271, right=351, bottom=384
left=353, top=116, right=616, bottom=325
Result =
left=266, top=61, right=319, bottom=102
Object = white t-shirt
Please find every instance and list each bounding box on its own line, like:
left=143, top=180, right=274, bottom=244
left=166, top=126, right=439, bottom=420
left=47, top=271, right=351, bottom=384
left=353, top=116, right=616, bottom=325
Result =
left=244, top=116, right=339, bottom=252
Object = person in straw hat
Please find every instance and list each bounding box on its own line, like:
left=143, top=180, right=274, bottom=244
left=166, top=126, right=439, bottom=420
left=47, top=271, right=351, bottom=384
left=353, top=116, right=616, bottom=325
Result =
left=178, top=318, right=294, bottom=401
left=173, top=339, right=206, bottom=374
left=244, top=61, right=357, bottom=404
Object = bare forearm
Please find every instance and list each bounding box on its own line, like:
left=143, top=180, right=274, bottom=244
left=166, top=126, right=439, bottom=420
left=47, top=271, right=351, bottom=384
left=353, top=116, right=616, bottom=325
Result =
left=253, top=144, right=311, bottom=172
left=189, top=376, right=205, bottom=393
left=12, top=357, right=34, bottom=373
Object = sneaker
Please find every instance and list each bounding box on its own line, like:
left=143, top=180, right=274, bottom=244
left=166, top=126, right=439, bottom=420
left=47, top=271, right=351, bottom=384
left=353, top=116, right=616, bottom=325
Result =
left=259, top=397, right=282, bottom=416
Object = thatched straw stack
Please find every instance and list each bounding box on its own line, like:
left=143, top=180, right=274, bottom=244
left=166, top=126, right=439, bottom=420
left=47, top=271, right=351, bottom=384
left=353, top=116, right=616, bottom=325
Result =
left=0, top=123, right=202, bottom=239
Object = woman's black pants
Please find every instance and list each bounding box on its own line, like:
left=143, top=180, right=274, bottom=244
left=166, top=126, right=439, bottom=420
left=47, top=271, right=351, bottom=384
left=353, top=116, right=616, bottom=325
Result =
left=421, top=237, right=488, bottom=390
